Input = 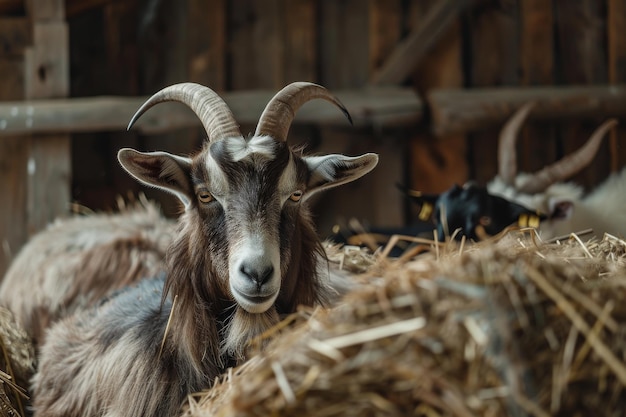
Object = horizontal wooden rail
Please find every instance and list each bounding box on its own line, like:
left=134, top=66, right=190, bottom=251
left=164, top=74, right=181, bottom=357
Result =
left=0, top=86, right=422, bottom=136
left=429, top=85, right=626, bottom=136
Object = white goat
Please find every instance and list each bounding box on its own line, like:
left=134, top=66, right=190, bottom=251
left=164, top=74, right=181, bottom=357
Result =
left=487, top=103, right=623, bottom=240
left=0, top=199, right=173, bottom=347
left=31, top=82, right=378, bottom=417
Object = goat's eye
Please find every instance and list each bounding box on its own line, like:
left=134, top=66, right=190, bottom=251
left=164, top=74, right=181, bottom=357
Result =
left=197, top=190, right=213, bottom=204
left=479, top=216, right=492, bottom=226
left=289, top=190, right=303, bottom=202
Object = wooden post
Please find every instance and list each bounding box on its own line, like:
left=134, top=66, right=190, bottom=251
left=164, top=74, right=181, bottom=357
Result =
left=0, top=0, right=71, bottom=275
left=24, top=0, right=71, bottom=233
left=0, top=14, right=30, bottom=274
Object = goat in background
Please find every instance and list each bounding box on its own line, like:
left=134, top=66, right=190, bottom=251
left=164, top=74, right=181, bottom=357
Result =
left=31, top=81, right=378, bottom=417
left=487, top=103, right=622, bottom=240
left=407, top=105, right=620, bottom=241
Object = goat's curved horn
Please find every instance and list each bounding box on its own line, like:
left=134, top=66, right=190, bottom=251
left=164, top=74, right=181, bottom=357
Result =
left=254, top=82, right=352, bottom=142
left=517, top=118, right=618, bottom=194
left=127, top=82, right=242, bottom=142
left=498, top=102, right=536, bottom=185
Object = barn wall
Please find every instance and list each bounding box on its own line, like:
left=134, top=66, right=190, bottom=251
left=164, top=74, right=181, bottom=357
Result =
left=1, top=0, right=625, bottom=275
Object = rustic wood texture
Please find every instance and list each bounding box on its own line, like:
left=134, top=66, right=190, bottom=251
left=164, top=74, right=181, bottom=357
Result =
left=283, top=0, right=316, bottom=83
left=25, top=0, right=64, bottom=20
left=0, top=58, right=24, bottom=100
left=0, top=138, right=28, bottom=275
left=0, top=87, right=422, bottom=135
left=407, top=0, right=467, bottom=201
left=369, top=0, right=473, bottom=86
left=26, top=135, right=70, bottom=234
left=0, top=11, right=27, bottom=276
left=0, top=0, right=70, bottom=276
left=0, top=17, right=31, bottom=56
left=319, top=0, right=369, bottom=89
left=608, top=0, right=626, bottom=171
left=315, top=0, right=406, bottom=232
left=3, top=0, right=626, bottom=248
left=24, top=22, right=69, bottom=98
left=555, top=0, right=609, bottom=188
left=519, top=0, right=557, bottom=175
left=229, top=0, right=282, bottom=90
left=368, top=0, right=401, bottom=79
left=69, top=3, right=141, bottom=212
left=465, top=1, right=520, bottom=184
left=187, top=0, right=226, bottom=89
left=429, top=86, right=626, bottom=135
left=24, top=0, right=71, bottom=237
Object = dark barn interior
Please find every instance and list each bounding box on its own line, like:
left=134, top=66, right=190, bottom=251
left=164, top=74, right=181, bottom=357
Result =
left=3, top=0, right=626, bottom=274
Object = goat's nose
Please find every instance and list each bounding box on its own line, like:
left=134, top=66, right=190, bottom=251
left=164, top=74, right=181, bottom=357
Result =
left=240, top=263, right=274, bottom=286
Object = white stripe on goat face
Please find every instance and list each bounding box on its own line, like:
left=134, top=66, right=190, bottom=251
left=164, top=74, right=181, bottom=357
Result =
left=206, top=136, right=295, bottom=314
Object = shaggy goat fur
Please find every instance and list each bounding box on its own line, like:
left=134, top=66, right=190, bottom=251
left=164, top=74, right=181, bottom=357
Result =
left=0, top=201, right=173, bottom=346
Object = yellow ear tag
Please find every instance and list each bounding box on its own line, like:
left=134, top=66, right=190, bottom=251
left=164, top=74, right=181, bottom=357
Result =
left=528, top=214, right=540, bottom=228
left=418, top=202, right=434, bottom=221
left=518, top=214, right=529, bottom=227
left=518, top=213, right=541, bottom=228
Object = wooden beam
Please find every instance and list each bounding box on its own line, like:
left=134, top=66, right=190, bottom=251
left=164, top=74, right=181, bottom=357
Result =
left=369, top=0, right=475, bottom=86
left=0, top=0, right=22, bottom=15
left=0, top=86, right=422, bottom=136
left=25, top=0, right=64, bottom=20
left=429, top=85, right=626, bottom=136
left=24, top=0, right=70, bottom=236
left=0, top=18, right=31, bottom=56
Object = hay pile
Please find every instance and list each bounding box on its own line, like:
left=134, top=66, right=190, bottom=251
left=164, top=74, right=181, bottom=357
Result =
left=0, top=307, right=35, bottom=417
left=183, top=232, right=626, bottom=417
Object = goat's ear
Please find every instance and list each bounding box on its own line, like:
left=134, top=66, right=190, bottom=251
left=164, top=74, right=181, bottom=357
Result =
left=118, top=148, right=194, bottom=207
left=548, top=197, right=574, bottom=220
left=303, top=153, right=378, bottom=199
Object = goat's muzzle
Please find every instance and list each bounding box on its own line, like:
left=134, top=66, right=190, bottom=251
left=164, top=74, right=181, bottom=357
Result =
left=229, top=241, right=280, bottom=314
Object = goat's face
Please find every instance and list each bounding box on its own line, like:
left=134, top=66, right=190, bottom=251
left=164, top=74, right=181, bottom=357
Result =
left=118, top=82, right=378, bottom=314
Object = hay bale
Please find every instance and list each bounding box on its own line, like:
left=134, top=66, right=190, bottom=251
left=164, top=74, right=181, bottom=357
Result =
left=183, top=232, right=626, bottom=417
left=0, top=307, right=35, bottom=417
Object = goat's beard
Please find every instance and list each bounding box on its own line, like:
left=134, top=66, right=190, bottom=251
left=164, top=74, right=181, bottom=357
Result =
left=220, top=306, right=280, bottom=364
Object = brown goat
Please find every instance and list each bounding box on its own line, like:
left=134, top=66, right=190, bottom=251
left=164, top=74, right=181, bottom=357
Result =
left=31, top=82, right=378, bottom=417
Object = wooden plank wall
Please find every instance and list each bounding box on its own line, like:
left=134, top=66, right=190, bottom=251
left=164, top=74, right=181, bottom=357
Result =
left=67, top=0, right=410, bottom=236
left=3, top=0, right=626, bottom=273
left=434, top=0, right=625, bottom=190
left=0, top=0, right=70, bottom=276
